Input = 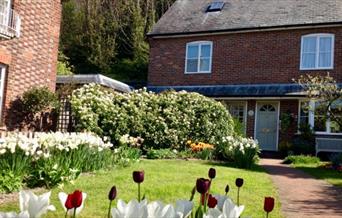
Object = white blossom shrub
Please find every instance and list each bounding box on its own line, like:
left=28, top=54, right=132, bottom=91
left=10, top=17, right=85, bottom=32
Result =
left=220, top=136, right=260, bottom=169
left=0, top=132, right=114, bottom=192
left=71, top=84, right=235, bottom=150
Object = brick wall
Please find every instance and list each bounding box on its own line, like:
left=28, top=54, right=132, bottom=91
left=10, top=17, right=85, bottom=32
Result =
left=0, top=0, right=61, bottom=129
left=148, top=27, right=342, bottom=86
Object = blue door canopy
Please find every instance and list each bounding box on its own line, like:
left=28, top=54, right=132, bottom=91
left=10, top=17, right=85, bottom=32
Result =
left=147, top=83, right=306, bottom=97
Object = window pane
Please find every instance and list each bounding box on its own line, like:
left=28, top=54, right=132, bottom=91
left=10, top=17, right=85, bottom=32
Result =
left=200, top=58, right=210, bottom=72
left=319, top=53, right=331, bottom=68
left=303, top=37, right=316, bottom=52
left=302, top=53, right=316, bottom=68
left=201, top=44, right=211, bottom=58
left=330, top=100, right=342, bottom=133
left=299, top=102, right=309, bottom=126
left=186, top=59, right=198, bottom=72
left=319, top=37, right=332, bottom=52
left=314, top=102, right=327, bottom=132
left=187, top=45, right=199, bottom=59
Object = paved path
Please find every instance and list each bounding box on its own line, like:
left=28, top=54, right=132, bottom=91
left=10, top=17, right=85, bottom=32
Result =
left=260, top=159, right=342, bottom=218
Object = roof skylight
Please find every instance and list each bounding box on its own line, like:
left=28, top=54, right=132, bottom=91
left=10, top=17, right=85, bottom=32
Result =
left=206, top=2, right=225, bottom=12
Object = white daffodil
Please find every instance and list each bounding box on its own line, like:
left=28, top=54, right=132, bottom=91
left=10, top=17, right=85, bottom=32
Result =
left=111, top=199, right=148, bottom=218
left=203, top=198, right=244, bottom=218
left=58, top=192, right=87, bottom=215
left=19, top=191, right=55, bottom=218
left=0, top=211, right=29, bottom=218
left=175, top=200, right=193, bottom=218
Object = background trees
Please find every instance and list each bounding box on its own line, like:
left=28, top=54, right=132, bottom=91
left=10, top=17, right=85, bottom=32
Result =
left=59, top=0, right=176, bottom=83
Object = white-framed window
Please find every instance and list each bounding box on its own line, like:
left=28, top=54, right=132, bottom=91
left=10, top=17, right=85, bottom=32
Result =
left=300, top=34, right=334, bottom=70
left=298, top=100, right=342, bottom=134
left=185, top=41, right=213, bottom=74
left=221, top=101, right=247, bottom=133
left=0, top=0, right=11, bottom=27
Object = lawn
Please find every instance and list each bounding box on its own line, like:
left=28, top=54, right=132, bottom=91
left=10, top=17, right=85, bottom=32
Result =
left=292, top=163, right=342, bottom=187
left=0, top=159, right=283, bottom=217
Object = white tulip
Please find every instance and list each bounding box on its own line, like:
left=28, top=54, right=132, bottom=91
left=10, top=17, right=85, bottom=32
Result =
left=112, top=199, right=148, bottom=218
left=19, top=191, right=55, bottom=218
left=175, top=200, right=193, bottom=218
left=58, top=192, right=87, bottom=215
left=0, top=211, right=29, bottom=218
left=203, top=198, right=244, bottom=218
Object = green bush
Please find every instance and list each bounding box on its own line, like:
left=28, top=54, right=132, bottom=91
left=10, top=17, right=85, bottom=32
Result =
left=0, top=149, right=30, bottom=193
left=283, top=155, right=320, bottom=165
left=146, top=149, right=177, bottom=159
left=71, top=84, right=235, bottom=149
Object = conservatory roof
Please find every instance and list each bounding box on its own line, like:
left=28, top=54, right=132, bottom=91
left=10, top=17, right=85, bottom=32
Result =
left=147, top=84, right=306, bottom=97
left=56, top=74, right=132, bottom=93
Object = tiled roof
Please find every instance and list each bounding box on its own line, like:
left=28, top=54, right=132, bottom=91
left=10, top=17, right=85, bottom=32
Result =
left=149, top=0, right=342, bottom=36
left=147, top=84, right=304, bottom=97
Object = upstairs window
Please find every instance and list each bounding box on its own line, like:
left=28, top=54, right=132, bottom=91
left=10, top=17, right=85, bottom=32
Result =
left=185, top=41, right=212, bottom=74
left=300, top=34, right=334, bottom=70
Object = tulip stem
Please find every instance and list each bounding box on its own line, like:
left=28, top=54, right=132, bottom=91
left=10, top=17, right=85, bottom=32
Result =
left=65, top=210, right=68, bottom=218
left=237, top=188, right=240, bottom=206
left=73, top=208, right=76, bottom=218
left=108, top=200, right=112, bottom=218
left=138, top=183, right=141, bottom=202
left=266, top=212, right=269, bottom=218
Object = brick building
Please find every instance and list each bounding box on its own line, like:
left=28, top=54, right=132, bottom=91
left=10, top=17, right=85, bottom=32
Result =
left=147, top=0, right=342, bottom=152
left=0, top=0, right=61, bottom=129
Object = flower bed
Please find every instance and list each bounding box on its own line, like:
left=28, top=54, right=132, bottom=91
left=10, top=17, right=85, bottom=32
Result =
left=0, top=132, right=116, bottom=193
left=0, top=167, right=276, bottom=218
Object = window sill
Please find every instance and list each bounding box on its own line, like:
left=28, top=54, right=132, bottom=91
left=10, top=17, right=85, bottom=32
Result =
left=184, top=72, right=212, bottom=75
left=300, top=67, right=334, bottom=71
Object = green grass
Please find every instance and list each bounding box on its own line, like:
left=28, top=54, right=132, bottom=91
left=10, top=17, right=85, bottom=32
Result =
left=0, top=159, right=283, bottom=217
left=292, top=162, right=342, bottom=187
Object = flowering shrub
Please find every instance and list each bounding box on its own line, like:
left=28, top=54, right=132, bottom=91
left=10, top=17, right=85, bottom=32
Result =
left=71, top=84, right=235, bottom=149
left=220, top=136, right=260, bottom=169
left=0, top=132, right=115, bottom=192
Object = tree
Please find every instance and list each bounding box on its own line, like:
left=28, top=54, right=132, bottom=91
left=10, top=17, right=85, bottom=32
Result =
left=59, top=0, right=176, bottom=81
left=296, top=74, right=342, bottom=129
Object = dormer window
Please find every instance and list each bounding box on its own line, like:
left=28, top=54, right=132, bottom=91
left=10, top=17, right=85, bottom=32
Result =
left=206, top=2, right=225, bottom=12
left=185, top=41, right=213, bottom=74
left=300, top=34, right=334, bottom=70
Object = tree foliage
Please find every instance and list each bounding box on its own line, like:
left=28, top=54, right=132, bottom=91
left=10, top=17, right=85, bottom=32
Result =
left=60, top=0, right=175, bottom=81
left=296, top=74, right=342, bottom=128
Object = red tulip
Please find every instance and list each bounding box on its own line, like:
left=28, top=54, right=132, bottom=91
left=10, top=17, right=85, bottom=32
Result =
left=71, top=190, right=83, bottom=208
left=133, top=171, right=144, bottom=183
left=264, top=197, right=275, bottom=213
left=65, top=190, right=83, bottom=210
left=225, top=184, right=229, bottom=194
left=200, top=194, right=218, bottom=208
left=65, top=194, right=74, bottom=210
left=208, top=168, right=216, bottom=179
left=196, top=178, right=210, bottom=194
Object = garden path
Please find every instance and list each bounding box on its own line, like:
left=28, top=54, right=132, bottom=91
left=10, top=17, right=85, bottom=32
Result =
left=260, top=158, right=342, bottom=218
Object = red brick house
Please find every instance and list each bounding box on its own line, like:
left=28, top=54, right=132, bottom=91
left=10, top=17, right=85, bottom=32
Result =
left=0, top=0, right=61, bottom=129
left=147, top=0, right=342, bottom=152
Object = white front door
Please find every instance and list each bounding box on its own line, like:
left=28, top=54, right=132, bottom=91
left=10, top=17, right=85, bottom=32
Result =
left=255, top=102, right=279, bottom=151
